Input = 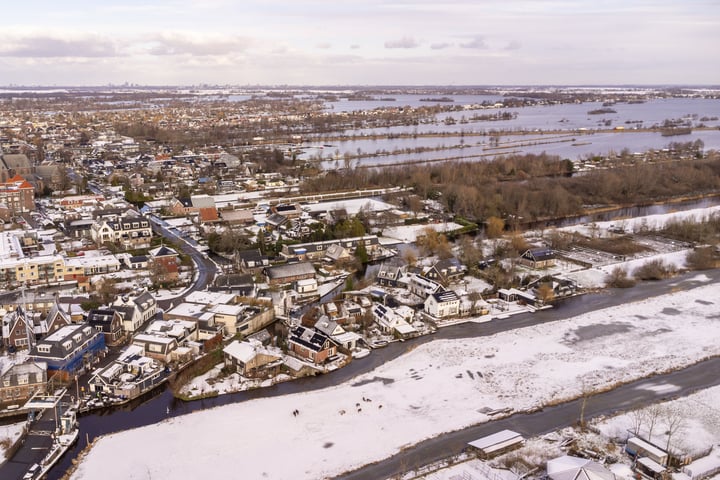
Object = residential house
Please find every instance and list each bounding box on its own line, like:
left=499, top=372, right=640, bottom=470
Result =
left=90, top=214, right=152, bottom=250
left=88, top=345, right=167, bottom=400
left=198, top=207, right=220, bottom=225
left=424, top=290, right=461, bottom=319
left=29, top=324, right=105, bottom=379
left=287, top=325, right=337, bottom=364
left=265, top=262, right=316, bottom=287
left=498, top=288, right=537, bottom=305
left=166, top=292, right=274, bottom=337
left=169, top=195, right=219, bottom=217
left=112, top=290, right=157, bottom=333
left=280, top=235, right=380, bottom=261
left=212, top=273, right=255, bottom=296
left=87, top=309, right=124, bottom=346
left=265, top=213, right=288, bottom=230
left=271, top=203, right=303, bottom=219
left=313, top=316, right=345, bottom=337
left=223, top=340, right=281, bottom=377
left=236, top=249, right=269, bottom=272
left=407, top=273, right=444, bottom=299
left=131, top=334, right=179, bottom=363
left=62, top=218, right=96, bottom=239
left=314, top=316, right=361, bottom=351
left=148, top=245, right=180, bottom=283
left=372, top=304, right=417, bottom=338
left=144, top=319, right=198, bottom=344
left=520, top=248, right=556, bottom=269
left=219, top=209, right=255, bottom=226
left=125, top=254, right=149, bottom=270
left=376, top=259, right=407, bottom=287
left=424, top=257, right=467, bottom=286
left=0, top=361, right=47, bottom=407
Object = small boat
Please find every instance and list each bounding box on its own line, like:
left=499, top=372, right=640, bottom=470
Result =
left=29, top=403, right=80, bottom=480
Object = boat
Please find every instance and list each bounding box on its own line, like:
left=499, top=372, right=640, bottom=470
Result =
left=27, top=403, right=80, bottom=480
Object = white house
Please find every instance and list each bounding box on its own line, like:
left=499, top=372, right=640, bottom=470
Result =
left=424, top=290, right=460, bottom=319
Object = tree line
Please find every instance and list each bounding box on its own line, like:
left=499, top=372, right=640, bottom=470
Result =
left=301, top=151, right=720, bottom=226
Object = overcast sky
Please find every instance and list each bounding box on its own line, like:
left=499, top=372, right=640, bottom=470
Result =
left=0, top=0, right=718, bottom=86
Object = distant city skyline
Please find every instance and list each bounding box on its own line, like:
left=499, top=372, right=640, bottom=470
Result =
left=0, top=0, right=718, bottom=86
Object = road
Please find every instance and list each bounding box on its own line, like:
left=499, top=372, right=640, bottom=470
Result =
left=147, top=215, right=218, bottom=310
left=335, top=356, right=720, bottom=480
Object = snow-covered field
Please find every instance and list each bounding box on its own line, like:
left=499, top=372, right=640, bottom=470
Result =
left=383, top=222, right=464, bottom=242
left=560, top=204, right=720, bottom=237
left=71, top=279, right=720, bottom=480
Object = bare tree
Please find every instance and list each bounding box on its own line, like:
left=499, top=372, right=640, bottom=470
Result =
left=646, top=404, right=662, bottom=442
left=663, top=406, right=686, bottom=454
left=629, top=408, right=647, bottom=436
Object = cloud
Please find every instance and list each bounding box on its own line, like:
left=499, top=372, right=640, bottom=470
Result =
left=430, top=42, right=452, bottom=50
left=384, top=36, right=419, bottom=49
left=0, top=34, right=119, bottom=58
left=504, top=40, right=522, bottom=50
left=350, top=44, right=360, bottom=50
left=459, top=35, right=487, bottom=49
left=316, top=42, right=332, bottom=49
left=146, top=33, right=250, bottom=56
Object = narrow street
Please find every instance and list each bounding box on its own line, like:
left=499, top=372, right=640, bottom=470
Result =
left=147, top=215, right=218, bottom=310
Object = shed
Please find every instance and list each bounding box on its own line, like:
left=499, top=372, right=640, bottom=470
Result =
left=468, top=429, right=525, bottom=458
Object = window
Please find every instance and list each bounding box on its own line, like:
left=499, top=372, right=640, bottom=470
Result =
left=37, top=345, right=51, bottom=354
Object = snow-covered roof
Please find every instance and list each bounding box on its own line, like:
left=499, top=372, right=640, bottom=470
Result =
left=547, top=456, right=615, bottom=480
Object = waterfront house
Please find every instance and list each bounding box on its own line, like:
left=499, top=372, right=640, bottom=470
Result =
left=287, top=325, right=337, bottom=364
left=223, top=340, right=281, bottom=377
left=88, top=345, right=166, bottom=400
left=29, top=324, right=105, bottom=379
left=424, top=290, right=461, bottom=319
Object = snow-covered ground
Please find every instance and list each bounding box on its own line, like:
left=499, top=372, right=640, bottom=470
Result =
left=559, top=204, right=720, bottom=237
left=179, top=362, right=293, bottom=398
left=72, top=278, right=720, bottom=480
left=383, top=222, right=464, bottom=242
